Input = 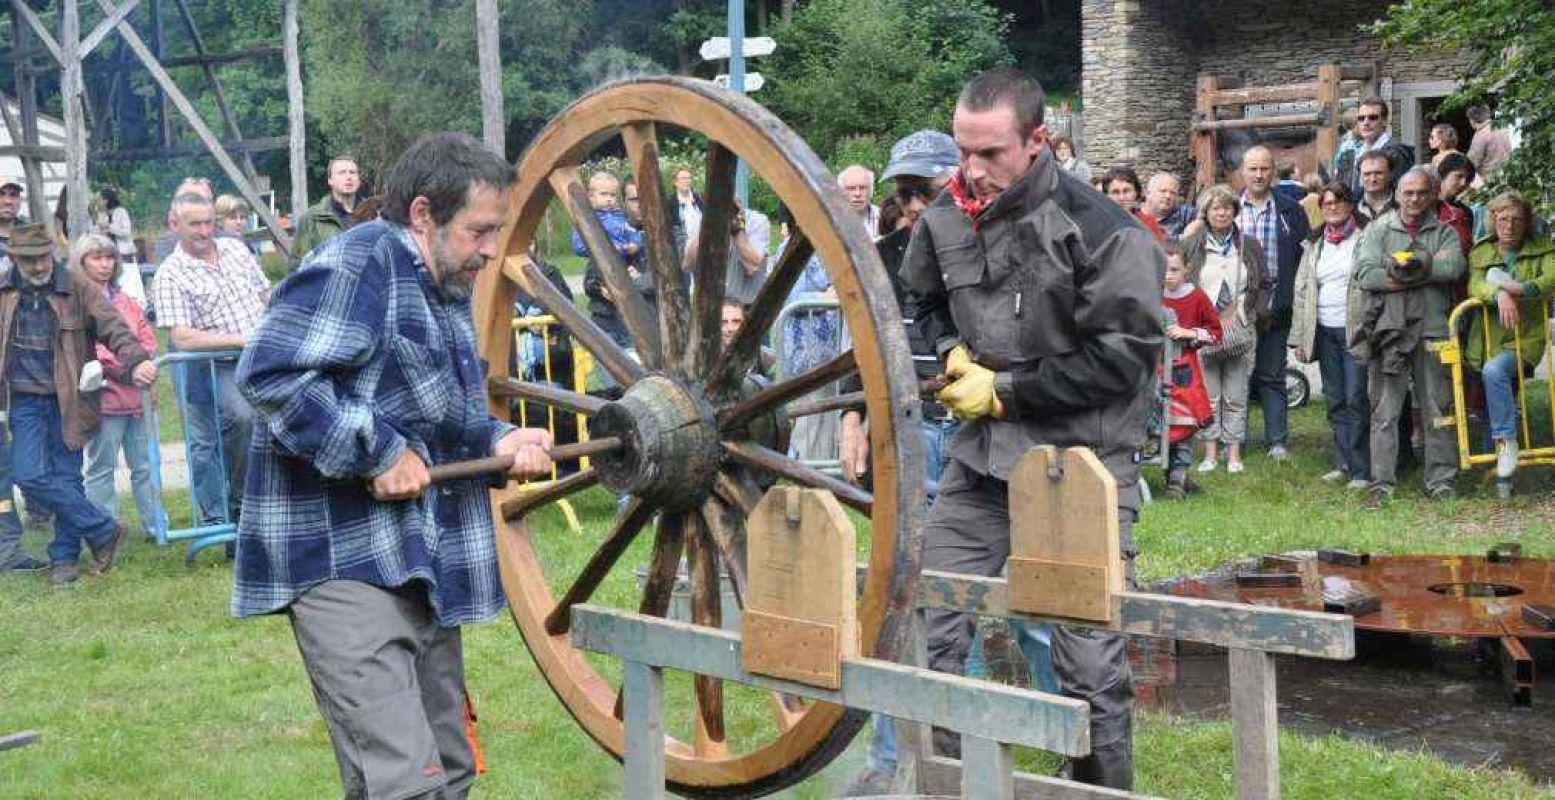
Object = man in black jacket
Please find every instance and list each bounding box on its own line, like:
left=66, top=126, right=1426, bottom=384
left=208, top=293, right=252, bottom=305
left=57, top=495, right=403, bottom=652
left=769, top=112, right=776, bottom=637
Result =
left=905, top=68, right=1164, bottom=789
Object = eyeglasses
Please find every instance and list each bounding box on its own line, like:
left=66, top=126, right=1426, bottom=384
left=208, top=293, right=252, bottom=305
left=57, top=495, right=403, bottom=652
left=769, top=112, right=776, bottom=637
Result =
left=1356, top=114, right=1382, bottom=122
left=1319, top=200, right=1351, bottom=209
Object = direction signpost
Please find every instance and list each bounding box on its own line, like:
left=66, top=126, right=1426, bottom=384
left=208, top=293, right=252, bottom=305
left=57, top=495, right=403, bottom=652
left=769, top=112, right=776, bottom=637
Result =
left=701, top=7, right=778, bottom=206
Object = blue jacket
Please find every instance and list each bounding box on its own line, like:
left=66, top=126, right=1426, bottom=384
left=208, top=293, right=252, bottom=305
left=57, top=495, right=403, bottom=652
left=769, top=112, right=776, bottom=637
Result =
left=1266, top=190, right=1312, bottom=326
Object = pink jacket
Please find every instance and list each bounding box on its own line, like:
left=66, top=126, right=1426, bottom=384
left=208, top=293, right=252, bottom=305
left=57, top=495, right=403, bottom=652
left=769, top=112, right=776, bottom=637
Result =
left=96, top=287, right=158, bottom=416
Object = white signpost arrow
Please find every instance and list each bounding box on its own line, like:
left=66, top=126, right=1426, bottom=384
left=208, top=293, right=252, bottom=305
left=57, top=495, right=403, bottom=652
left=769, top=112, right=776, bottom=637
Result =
left=699, top=36, right=777, bottom=62
left=713, top=72, right=765, bottom=93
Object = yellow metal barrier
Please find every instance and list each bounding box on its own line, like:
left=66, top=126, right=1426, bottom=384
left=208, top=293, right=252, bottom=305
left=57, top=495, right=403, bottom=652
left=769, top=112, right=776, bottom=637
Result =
left=1439, top=296, right=1555, bottom=470
left=510, top=314, right=593, bottom=534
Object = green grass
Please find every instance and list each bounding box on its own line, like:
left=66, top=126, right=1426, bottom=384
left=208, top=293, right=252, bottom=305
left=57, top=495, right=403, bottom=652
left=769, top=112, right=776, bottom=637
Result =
left=3, top=405, right=1554, bottom=798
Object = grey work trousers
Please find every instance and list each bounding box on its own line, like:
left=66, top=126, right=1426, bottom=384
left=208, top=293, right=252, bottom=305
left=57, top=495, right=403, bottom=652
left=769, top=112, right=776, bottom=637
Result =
left=1366, top=341, right=1457, bottom=492
left=922, top=459, right=1138, bottom=750
left=288, top=580, right=476, bottom=800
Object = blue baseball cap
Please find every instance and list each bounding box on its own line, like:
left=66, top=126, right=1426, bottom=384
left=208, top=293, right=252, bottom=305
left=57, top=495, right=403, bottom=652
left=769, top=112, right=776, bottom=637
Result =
left=880, top=130, right=958, bottom=182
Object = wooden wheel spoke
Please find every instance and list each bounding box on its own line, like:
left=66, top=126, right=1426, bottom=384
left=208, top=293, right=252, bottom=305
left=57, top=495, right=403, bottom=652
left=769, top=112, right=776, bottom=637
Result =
left=785, top=389, right=864, bottom=420
left=613, top=510, right=688, bottom=722
left=712, top=471, right=760, bottom=520
left=686, top=514, right=727, bottom=746
left=547, top=166, right=662, bottom=366
left=543, top=499, right=657, bottom=636
left=688, top=143, right=739, bottom=373
left=500, top=467, right=600, bottom=521
left=767, top=693, right=807, bottom=731
left=698, top=495, right=748, bottom=609
left=502, top=255, right=646, bottom=386
left=718, top=349, right=856, bottom=430
left=722, top=441, right=873, bottom=515
left=489, top=376, right=606, bottom=416
left=621, top=122, right=693, bottom=374
left=707, top=232, right=814, bottom=396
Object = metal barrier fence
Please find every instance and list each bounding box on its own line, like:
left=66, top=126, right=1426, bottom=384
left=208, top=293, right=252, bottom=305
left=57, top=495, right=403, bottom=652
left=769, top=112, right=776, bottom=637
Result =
left=772, top=295, right=850, bottom=478
left=510, top=314, right=595, bottom=534
left=1439, top=296, right=1555, bottom=472
left=144, top=349, right=243, bottom=563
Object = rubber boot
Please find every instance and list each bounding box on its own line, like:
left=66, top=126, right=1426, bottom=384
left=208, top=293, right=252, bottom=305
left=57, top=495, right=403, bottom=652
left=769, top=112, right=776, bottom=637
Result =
left=1059, top=740, right=1133, bottom=791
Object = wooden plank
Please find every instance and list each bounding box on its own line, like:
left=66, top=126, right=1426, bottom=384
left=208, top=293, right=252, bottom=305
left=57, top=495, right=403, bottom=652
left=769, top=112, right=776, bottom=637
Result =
left=742, top=487, right=857, bottom=688
left=475, top=0, right=503, bottom=156
left=918, top=571, right=1355, bottom=660
left=1209, top=82, right=1319, bottom=108
left=79, top=0, right=139, bottom=57
left=1192, top=74, right=1218, bottom=191
left=10, top=1, right=61, bottom=65
left=96, top=0, right=292, bottom=253
left=1228, top=648, right=1279, bottom=800
left=622, top=661, right=666, bottom=800
left=62, top=0, right=91, bottom=237
left=160, top=46, right=283, bottom=68
left=1192, top=112, right=1324, bottom=133
left=284, top=0, right=306, bottom=228
left=919, top=754, right=1155, bottom=799
left=170, top=0, right=257, bottom=179
left=0, top=144, right=65, bottom=161
left=1315, top=65, right=1341, bottom=169
left=1008, top=447, right=1120, bottom=623
left=91, top=136, right=290, bottom=162
left=962, top=735, right=1014, bottom=800
left=571, top=605, right=1091, bottom=755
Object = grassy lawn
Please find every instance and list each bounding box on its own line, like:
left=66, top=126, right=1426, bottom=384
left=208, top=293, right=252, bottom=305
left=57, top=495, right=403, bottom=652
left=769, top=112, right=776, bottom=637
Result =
left=3, top=404, right=1554, bottom=798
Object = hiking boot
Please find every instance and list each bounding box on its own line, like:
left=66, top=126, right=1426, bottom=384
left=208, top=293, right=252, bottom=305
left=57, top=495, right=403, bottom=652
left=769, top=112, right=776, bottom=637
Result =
left=89, top=523, right=126, bottom=576
left=1364, top=485, right=1393, bottom=510
left=49, top=561, right=80, bottom=586
left=1495, top=438, right=1520, bottom=479
left=6, top=554, right=47, bottom=572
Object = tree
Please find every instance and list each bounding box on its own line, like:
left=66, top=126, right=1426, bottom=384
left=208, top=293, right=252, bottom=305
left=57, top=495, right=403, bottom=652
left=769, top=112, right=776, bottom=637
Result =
left=1373, top=1, right=1555, bottom=206
left=760, top=0, right=1012, bottom=171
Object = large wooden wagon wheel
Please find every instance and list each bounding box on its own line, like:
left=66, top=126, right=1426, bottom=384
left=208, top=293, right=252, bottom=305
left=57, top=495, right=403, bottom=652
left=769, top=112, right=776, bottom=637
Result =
left=472, top=77, right=926, bottom=798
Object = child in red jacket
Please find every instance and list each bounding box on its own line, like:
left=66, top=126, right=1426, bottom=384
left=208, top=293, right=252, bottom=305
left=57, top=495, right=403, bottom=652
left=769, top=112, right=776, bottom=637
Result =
left=1161, top=242, right=1222, bottom=499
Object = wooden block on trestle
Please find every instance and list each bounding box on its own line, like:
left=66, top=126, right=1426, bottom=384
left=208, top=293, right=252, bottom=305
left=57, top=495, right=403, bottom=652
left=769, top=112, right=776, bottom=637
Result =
left=742, top=486, right=857, bottom=689
left=1007, top=446, right=1121, bottom=623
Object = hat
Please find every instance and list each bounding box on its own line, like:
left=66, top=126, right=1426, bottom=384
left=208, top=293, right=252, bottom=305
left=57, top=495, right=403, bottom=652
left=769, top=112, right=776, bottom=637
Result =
left=0, top=177, right=21, bottom=193
left=8, top=223, right=53, bottom=257
left=880, top=130, right=959, bottom=182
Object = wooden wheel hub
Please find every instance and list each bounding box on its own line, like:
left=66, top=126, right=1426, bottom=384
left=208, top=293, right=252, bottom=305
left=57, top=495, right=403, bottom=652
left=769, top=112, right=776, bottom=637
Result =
left=590, top=375, right=723, bottom=511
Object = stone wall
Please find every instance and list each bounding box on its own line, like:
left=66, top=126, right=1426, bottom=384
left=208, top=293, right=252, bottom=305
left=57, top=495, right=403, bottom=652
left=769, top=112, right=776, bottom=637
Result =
left=1081, top=0, right=1475, bottom=185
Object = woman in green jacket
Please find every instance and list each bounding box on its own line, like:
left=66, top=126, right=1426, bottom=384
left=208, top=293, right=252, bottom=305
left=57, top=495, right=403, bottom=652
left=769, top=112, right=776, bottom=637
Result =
left=1467, top=190, right=1555, bottom=481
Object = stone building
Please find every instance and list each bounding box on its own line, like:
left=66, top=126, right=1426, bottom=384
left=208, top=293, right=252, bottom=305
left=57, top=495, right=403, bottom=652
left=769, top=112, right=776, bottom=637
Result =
left=1080, top=0, right=1474, bottom=187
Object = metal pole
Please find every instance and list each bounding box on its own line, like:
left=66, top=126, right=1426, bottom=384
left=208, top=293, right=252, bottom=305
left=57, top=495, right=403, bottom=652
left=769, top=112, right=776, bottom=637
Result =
left=727, top=0, right=748, bottom=207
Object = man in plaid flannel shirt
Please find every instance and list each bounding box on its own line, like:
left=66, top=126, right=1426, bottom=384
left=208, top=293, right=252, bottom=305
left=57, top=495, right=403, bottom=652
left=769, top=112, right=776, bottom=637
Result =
left=233, top=132, right=552, bottom=799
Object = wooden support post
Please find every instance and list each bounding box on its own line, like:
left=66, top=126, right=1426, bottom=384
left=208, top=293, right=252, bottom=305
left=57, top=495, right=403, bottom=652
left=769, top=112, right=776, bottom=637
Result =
left=79, top=0, right=139, bottom=57
left=150, top=0, right=168, bottom=149
left=96, top=0, right=292, bottom=254
left=962, top=735, right=1015, bottom=800
left=1315, top=65, right=1342, bottom=172
left=1228, top=648, right=1279, bottom=800
left=475, top=0, right=504, bottom=157
left=1192, top=74, right=1219, bottom=194
left=622, top=660, right=666, bottom=800
left=61, top=0, right=91, bottom=238
left=170, top=0, right=256, bottom=179
left=284, top=0, right=306, bottom=227
left=11, top=4, right=49, bottom=224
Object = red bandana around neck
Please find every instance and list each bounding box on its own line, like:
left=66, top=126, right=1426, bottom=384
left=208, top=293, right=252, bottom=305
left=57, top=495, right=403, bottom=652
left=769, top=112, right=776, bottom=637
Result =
left=1324, top=216, right=1356, bottom=245
left=947, top=169, right=991, bottom=225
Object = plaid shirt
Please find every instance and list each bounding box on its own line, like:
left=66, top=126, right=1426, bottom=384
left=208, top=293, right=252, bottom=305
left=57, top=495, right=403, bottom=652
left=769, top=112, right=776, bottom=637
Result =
left=231, top=221, right=515, bottom=627
left=1238, top=193, right=1280, bottom=280
left=151, top=237, right=270, bottom=335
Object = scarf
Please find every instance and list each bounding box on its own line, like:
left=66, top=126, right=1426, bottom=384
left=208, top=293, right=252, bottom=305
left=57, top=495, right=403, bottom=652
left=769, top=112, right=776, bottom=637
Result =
left=1206, top=227, right=1236, bottom=258
left=1323, top=217, right=1356, bottom=245
left=946, top=169, right=991, bottom=226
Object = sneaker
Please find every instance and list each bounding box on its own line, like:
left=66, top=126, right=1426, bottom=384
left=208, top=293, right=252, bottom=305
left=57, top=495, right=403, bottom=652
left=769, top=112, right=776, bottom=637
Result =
left=840, top=765, right=896, bottom=796
left=1346, top=478, right=1370, bottom=491
left=1428, top=485, right=1457, bottom=501
left=1364, top=485, right=1393, bottom=510
left=1197, top=458, right=1218, bottom=473
left=1320, top=469, right=1346, bottom=484
left=89, top=523, right=126, bottom=576
left=49, top=561, right=80, bottom=586
left=1227, top=461, right=1245, bottom=474
left=6, top=554, right=47, bottom=572
left=1269, top=445, right=1289, bottom=462
left=1495, top=438, right=1520, bottom=479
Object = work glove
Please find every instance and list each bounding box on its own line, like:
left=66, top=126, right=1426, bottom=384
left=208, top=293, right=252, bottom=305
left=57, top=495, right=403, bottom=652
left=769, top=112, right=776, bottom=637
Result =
left=937, top=345, right=1003, bottom=420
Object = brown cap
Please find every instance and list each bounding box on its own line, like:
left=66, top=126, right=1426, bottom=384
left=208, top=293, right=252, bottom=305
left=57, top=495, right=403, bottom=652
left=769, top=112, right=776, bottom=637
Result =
left=8, top=223, right=53, bottom=257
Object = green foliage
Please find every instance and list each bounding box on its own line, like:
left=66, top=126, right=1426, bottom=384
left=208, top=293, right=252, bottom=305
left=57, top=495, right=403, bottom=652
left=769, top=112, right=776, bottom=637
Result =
left=761, top=0, right=1012, bottom=163
left=1372, top=0, right=1555, bottom=208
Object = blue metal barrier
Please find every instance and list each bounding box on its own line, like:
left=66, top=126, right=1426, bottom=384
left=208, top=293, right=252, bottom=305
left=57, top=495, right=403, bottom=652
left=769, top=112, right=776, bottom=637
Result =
left=143, top=349, right=244, bottom=563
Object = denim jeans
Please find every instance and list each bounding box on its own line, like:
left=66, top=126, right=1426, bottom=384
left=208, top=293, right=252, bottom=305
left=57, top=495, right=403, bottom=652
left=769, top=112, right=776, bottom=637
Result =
left=967, top=617, right=1060, bottom=694
left=1314, top=325, right=1370, bottom=480
left=181, top=361, right=255, bottom=524
left=1482, top=351, right=1520, bottom=441
left=84, top=413, right=162, bottom=537
left=9, top=393, right=116, bottom=564
left=0, top=421, right=28, bottom=567
left=1252, top=324, right=1291, bottom=448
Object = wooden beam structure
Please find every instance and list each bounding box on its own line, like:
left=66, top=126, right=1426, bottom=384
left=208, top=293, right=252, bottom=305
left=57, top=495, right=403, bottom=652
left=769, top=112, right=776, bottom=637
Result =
left=91, top=135, right=289, bottom=162
left=284, top=0, right=305, bottom=227
left=475, top=0, right=503, bottom=157
left=169, top=0, right=256, bottom=180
